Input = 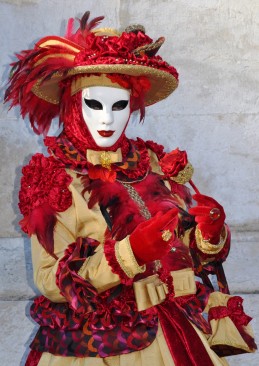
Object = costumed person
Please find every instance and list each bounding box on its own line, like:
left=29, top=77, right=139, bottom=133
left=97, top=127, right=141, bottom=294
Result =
left=5, top=11, right=257, bottom=366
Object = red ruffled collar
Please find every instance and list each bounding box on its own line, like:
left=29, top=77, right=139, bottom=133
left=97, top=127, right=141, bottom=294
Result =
left=44, top=135, right=151, bottom=182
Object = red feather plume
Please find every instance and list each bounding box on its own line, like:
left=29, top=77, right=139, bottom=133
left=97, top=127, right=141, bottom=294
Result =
left=4, top=11, right=105, bottom=136
left=66, top=11, right=104, bottom=46
left=4, top=45, right=75, bottom=135
left=85, top=173, right=187, bottom=241
left=21, top=203, right=58, bottom=258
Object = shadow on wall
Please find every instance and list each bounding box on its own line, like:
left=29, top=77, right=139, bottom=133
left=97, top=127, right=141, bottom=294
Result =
left=20, top=299, right=38, bottom=366
left=20, top=236, right=39, bottom=365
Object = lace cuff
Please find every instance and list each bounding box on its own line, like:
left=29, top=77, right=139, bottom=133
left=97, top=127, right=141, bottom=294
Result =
left=115, top=237, right=146, bottom=278
left=104, top=237, right=146, bottom=285
left=195, top=225, right=227, bottom=255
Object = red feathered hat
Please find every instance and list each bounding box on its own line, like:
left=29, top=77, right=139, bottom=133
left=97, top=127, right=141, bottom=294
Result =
left=4, top=11, right=178, bottom=135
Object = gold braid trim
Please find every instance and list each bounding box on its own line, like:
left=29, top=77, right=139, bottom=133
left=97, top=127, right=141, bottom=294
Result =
left=115, top=237, right=146, bottom=278
left=195, top=226, right=227, bottom=255
left=120, top=182, right=151, bottom=220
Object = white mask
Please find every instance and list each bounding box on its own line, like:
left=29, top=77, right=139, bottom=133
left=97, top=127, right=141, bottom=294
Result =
left=81, top=86, right=130, bottom=148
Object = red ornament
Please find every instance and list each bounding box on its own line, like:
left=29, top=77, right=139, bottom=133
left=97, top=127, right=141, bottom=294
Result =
left=159, top=148, right=188, bottom=178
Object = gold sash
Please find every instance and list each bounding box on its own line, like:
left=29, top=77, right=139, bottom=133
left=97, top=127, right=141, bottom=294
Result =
left=133, top=268, right=196, bottom=311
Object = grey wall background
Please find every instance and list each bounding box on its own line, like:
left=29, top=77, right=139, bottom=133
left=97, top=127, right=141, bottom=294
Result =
left=0, top=1, right=258, bottom=365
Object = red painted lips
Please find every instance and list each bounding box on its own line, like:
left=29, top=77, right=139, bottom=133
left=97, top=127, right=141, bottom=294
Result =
left=98, top=130, right=115, bottom=137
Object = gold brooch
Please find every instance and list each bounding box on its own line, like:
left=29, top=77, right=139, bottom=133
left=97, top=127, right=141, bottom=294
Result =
left=100, top=151, right=112, bottom=170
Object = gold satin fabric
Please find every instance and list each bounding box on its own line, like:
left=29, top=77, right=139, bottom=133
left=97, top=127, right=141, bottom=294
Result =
left=133, top=269, right=196, bottom=311
left=205, top=292, right=256, bottom=354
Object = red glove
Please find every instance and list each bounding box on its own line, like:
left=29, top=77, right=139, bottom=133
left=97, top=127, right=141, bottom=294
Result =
left=129, top=208, right=179, bottom=265
left=188, top=194, right=225, bottom=244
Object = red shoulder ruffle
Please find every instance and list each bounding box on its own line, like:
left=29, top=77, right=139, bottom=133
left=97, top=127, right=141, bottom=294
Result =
left=19, top=153, right=73, bottom=225
left=145, top=139, right=165, bottom=160
left=19, top=153, right=73, bottom=256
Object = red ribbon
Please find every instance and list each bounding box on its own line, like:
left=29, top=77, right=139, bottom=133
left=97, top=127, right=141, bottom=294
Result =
left=208, top=296, right=252, bottom=327
left=158, top=301, right=214, bottom=366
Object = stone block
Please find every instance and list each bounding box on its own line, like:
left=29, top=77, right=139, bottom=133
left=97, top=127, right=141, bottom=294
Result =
left=0, top=300, right=36, bottom=366
left=224, top=231, right=259, bottom=294
left=0, top=237, right=39, bottom=300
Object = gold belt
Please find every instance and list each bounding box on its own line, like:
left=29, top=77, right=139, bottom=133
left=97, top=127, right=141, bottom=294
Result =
left=133, top=268, right=196, bottom=311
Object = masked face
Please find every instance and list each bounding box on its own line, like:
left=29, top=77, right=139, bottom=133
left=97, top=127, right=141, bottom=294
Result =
left=81, top=86, right=130, bottom=148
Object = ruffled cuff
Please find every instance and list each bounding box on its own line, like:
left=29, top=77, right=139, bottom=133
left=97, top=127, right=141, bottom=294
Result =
left=104, top=237, right=146, bottom=285
left=205, top=291, right=257, bottom=356
left=56, top=237, right=99, bottom=314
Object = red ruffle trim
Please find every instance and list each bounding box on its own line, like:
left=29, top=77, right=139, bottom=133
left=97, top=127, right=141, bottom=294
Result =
left=116, top=137, right=150, bottom=180
left=56, top=238, right=99, bottom=314
left=72, top=31, right=178, bottom=80
left=45, top=135, right=151, bottom=181
left=104, top=239, right=133, bottom=286
left=31, top=295, right=85, bottom=330
left=145, top=139, right=165, bottom=160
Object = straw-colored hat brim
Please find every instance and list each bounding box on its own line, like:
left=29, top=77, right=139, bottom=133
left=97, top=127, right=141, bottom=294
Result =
left=32, top=64, right=178, bottom=106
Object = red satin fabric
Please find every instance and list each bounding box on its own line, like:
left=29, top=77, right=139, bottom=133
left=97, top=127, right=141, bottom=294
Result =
left=25, top=349, right=42, bottom=366
left=158, top=301, right=215, bottom=366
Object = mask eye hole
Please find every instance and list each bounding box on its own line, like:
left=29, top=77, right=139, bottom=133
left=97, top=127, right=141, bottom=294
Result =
left=112, top=100, right=129, bottom=111
left=84, top=99, right=103, bottom=110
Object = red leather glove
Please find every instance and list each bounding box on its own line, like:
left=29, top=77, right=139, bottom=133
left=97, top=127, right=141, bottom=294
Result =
left=188, top=194, right=225, bottom=244
left=129, top=208, right=179, bottom=265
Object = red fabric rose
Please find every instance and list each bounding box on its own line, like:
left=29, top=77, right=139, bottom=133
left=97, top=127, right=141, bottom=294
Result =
left=159, top=148, right=188, bottom=178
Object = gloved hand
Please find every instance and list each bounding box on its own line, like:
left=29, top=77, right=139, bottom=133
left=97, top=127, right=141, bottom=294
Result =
left=129, top=208, right=179, bottom=265
left=189, top=194, right=225, bottom=244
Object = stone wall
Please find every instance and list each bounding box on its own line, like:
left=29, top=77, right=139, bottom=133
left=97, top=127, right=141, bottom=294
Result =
left=0, top=0, right=258, bottom=365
